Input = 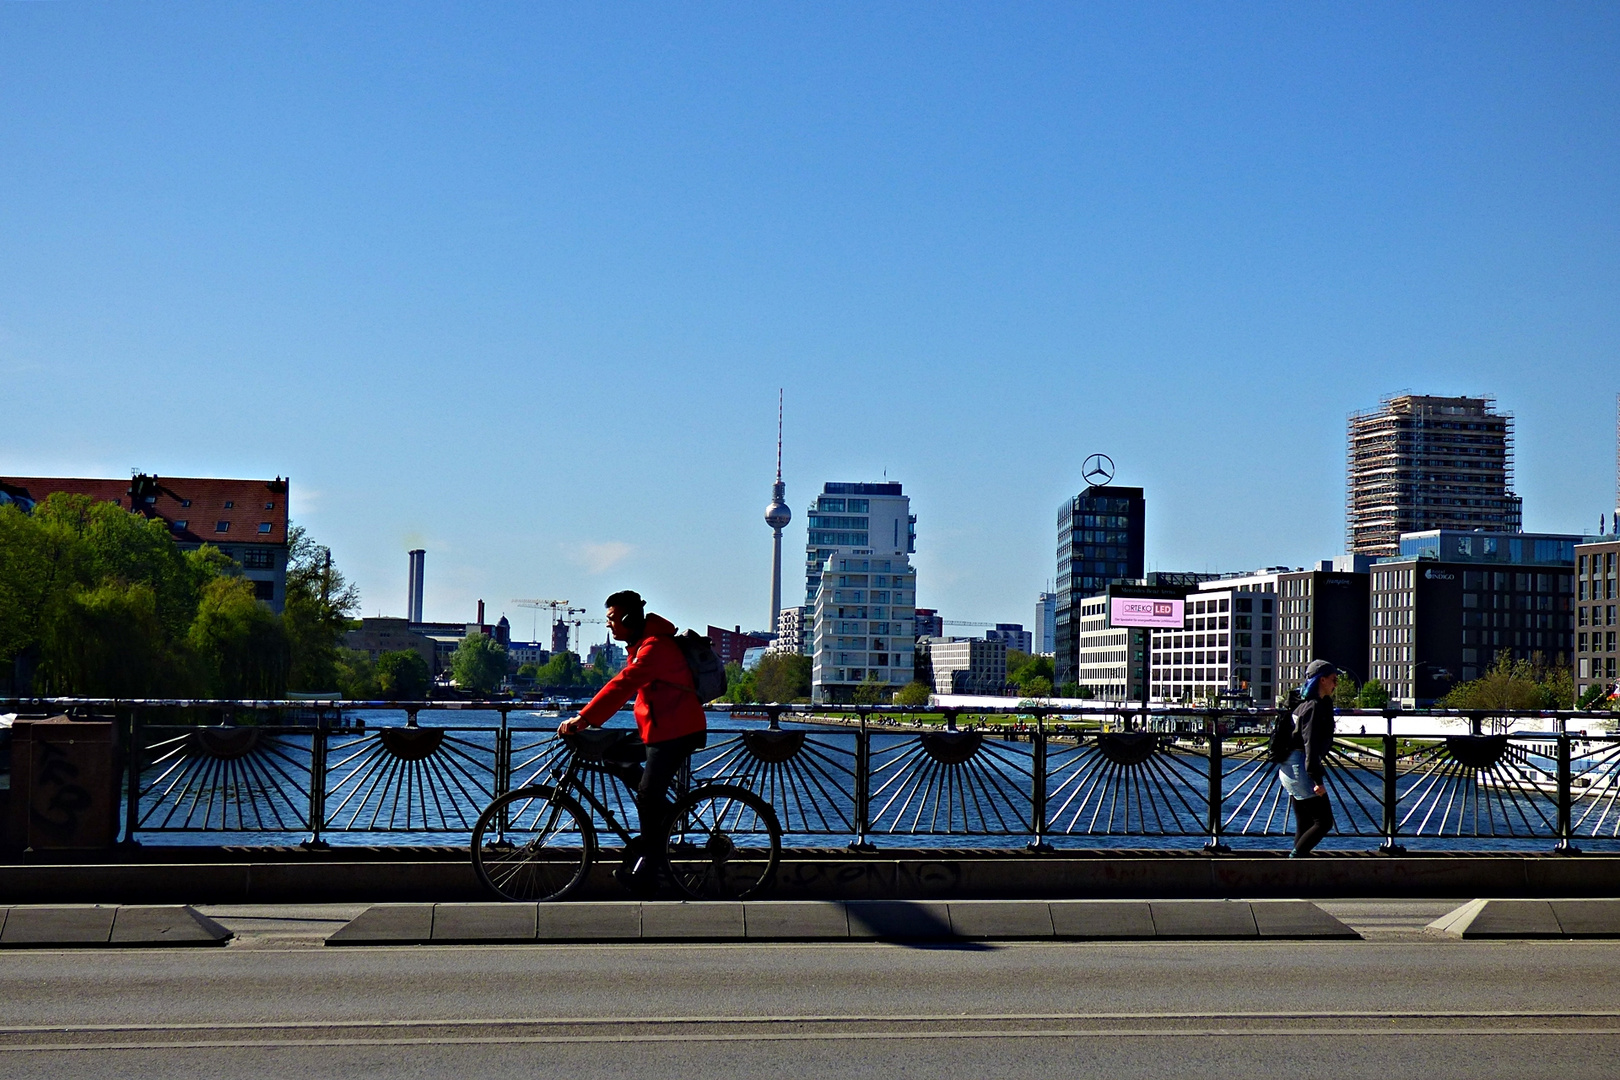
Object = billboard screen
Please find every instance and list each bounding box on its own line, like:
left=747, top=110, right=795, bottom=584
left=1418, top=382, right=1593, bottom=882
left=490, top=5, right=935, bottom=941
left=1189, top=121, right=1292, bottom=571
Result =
left=1108, top=596, right=1185, bottom=629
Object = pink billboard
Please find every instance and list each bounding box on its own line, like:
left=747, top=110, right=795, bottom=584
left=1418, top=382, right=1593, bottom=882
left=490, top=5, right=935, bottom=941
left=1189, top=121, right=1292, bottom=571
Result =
left=1108, top=596, right=1185, bottom=628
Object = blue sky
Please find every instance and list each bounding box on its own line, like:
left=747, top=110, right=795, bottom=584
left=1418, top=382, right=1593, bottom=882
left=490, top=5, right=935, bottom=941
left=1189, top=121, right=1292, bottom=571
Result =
left=3, top=3, right=1617, bottom=639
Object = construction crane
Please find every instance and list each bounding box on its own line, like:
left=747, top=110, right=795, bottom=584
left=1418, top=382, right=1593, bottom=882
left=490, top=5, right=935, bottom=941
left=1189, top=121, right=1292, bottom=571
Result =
left=566, top=607, right=588, bottom=656
left=511, top=599, right=569, bottom=643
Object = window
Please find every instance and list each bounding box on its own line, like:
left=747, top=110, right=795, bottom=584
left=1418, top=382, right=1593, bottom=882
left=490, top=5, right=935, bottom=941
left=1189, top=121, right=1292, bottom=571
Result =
left=253, top=580, right=275, bottom=601
left=258, top=523, right=273, bottom=534
left=172, top=520, right=188, bottom=530
left=224, top=501, right=234, bottom=509
left=215, top=521, right=230, bottom=533
left=180, top=498, right=192, bottom=508
left=264, top=501, right=274, bottom=510
left=241, top=549, right=273, bottom=570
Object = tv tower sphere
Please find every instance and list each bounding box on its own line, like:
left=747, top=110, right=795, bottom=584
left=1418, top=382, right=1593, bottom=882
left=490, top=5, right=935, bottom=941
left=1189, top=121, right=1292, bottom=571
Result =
left=765, top=482, right=791, bottom=530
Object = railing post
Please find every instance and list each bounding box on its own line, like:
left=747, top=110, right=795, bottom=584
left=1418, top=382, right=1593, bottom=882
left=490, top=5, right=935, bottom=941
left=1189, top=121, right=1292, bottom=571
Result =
left=495, top=707, right=511, bottom=799
left=1027, top=711, right=1050, bottom=852
left=849, top=710, right=874, bottom=851
left=1556, top=715, right=1581, bottom=854
left=121, top=706, right=141, bottom=846
left=1203, top=710, right=1229, bottom=853
left=1379, top=710, right=1405, bottom=854
left=303, top=718, right=329, bottom=850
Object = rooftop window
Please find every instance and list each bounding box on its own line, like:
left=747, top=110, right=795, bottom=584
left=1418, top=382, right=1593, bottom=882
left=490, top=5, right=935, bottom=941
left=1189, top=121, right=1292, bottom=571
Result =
left=224, top=501, right=234, bottom=509
left=180, top=499, right=191, bottom=508
left=172, top=520, right=187, bottom=530
left=258, top=523, right=272, bottom=534
left=215, top=521, right=230, bottom=533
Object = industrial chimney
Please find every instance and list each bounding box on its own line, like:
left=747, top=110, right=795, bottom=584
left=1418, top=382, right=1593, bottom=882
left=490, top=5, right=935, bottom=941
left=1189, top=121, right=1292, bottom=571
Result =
left=407, top=549, right=425, bottom=623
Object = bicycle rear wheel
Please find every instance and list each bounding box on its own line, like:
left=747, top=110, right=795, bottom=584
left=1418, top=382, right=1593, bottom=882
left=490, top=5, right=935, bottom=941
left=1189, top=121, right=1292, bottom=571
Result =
left=662, top=783, right=782, bottom=900
left=472, top=784, right=596, bottom=902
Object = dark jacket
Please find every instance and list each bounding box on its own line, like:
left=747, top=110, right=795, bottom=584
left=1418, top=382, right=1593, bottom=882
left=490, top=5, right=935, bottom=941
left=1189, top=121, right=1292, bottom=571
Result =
left=1291, top=694, right=1336, bottom=785
left=576, top=613, right=707, bottom=744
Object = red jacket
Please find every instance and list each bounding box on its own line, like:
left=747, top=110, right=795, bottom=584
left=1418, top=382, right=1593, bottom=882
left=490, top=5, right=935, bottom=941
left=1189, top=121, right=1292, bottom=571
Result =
left=576, top=613, right=707, bottom=743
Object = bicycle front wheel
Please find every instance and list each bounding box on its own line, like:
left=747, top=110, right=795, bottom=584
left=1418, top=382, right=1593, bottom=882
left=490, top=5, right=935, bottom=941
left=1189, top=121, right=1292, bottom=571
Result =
left=471, top=784, right=596, bottom=902
left=662, top=783, right=782, bottom=900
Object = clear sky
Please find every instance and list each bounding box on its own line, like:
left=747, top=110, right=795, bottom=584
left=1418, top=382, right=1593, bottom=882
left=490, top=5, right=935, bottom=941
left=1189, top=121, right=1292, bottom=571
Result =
left=3, top=3, right=1617, bottom=640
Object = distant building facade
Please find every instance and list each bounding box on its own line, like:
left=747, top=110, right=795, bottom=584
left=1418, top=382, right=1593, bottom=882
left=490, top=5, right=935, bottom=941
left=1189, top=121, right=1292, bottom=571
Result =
left=1370, top=530, right=1579, bottom=707
left=1034, top=592, right=1057, bottom=655
left=1075, top=596, right=1134, bottom=700
left=1055, top=485, right=1145, bottom=686
left=810, top=551, right=917, bottom=704
left=1151, top=571, right=1280, bottom=704
left=1347, top=395, right=1522, bottom=557
left=804, top=482, right=914, bottom=606
left=1275, top=559, right=1371, bottom=701
left=1577, top=539, right=1618, bottom=701
left=914, top=608, right=944, bottom=640
left=986, top=623, right=1032, bottom=654
left=709, top=625, right=773, bottom=667
left=928, top=637, right=1008, bottom=696
left=771, top=606, right=809, bottom=655
left=1, top=473, right=291, bottom=611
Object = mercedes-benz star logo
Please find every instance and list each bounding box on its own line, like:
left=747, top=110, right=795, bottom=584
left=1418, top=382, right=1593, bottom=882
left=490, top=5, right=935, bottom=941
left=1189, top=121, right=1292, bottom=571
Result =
left=1081, top=453, right=1115, bottom=487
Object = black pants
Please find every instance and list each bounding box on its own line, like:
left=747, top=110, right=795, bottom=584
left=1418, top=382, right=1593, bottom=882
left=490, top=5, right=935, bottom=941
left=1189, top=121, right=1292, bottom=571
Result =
left=606, top=731, right=707, bottom=852
left=1292, top=794, right=1334, bottom=855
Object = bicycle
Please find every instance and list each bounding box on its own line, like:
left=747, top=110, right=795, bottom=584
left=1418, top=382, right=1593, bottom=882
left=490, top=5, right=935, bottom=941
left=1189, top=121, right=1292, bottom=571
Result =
left=471, top=728, right=782, bottom=903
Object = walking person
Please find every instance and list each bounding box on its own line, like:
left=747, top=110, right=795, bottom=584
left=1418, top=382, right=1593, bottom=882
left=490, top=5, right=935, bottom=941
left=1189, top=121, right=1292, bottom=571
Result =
left=558, top=590, right=707, bottom=889
left=1275, top=659, right=1339, bottom=857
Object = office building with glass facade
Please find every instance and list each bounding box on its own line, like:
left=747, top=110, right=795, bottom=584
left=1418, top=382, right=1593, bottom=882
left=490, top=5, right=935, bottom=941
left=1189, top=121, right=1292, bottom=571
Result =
left=1054, top=485, right=1145, bottom=686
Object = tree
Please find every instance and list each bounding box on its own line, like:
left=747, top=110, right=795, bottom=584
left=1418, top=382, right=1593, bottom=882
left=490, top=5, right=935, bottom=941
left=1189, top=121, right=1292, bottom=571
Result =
left=753, top=653, right=812, bottom=703
left=852, top=673, right=892, bottom=706
left=451, top=632, right=508, bottom=693
left=1441, top=652, right=1572, bottom=710
left=282, top=525, right=361, bottom=692
left=894, top=680, right=931, bottom=707
left=534, top=650, right=585, bottom=687
left=1578, top=682, right=1615, bottom=709
left=1357, top=678, right=1391, bottom=709
left=376, top=649, right=431, bottom=699
left=39, top=581, right=171, bottom=697
left=187, top=576, right=292, bottom=698
left=1022, top=676, right=1054, bottom=697
left=719, top=661, right=754, bottom=704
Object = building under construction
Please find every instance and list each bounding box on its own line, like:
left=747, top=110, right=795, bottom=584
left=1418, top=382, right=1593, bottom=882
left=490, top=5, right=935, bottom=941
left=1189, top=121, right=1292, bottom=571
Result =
left=1346, top=394, right=1522, bottom=557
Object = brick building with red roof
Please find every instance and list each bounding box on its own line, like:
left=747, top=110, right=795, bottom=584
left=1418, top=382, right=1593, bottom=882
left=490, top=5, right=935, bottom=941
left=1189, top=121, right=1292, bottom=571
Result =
left=0, top=473, right=292, bottom=612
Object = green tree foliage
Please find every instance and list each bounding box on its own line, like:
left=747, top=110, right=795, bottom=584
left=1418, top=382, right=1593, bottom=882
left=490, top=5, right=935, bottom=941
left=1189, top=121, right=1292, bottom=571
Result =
left=852, top=673, right=892, bottom=706
left=282, top=525, right=361, bottom=692
left=0, top=494, right=359, bottom=699
left=376, top=649, right=431, bottom=699
left=1008, top=651, right=1055, bottom=694
left=893, top=680, right=932, bottom=707
left=1021, top=676, right=1054, bottom=697
left=753, top=653, right=812, bottom=703
left=1357, top=677, right=1391, bottom=709
left=187, top=577, right=292, bottom=698
left=533, top=650, right=585, bottom=687
left=1578, top=682, right=1617, bottom=710
left=1441, top=652, right=1573, bottom=710
left=718, top=660, right=752, bottom=703
left=451, top=632, right=509, bottom=692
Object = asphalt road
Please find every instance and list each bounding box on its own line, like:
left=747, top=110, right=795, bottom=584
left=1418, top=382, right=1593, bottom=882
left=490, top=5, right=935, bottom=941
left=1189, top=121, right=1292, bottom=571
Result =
left=1, top=902, right=1616, bottom=1080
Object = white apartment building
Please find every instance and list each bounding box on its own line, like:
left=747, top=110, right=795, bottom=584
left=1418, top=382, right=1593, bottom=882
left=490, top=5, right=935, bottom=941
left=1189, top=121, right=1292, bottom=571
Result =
left=1150, top=571, right=1280, bottom=704
left=804, top=482, right=915, bottom=606
left=770, top=605, right=809, bottom=655
left=810, top=551, right=917, bottom=703
left=1075, top=596, right=1135, bottom=700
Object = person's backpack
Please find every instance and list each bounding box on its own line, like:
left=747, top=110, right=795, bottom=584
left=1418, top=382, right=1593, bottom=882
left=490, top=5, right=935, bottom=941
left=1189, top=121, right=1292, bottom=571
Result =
left=672, top=629, right=729, bottom=703
left=1267, top=709, right=1296, bottom=764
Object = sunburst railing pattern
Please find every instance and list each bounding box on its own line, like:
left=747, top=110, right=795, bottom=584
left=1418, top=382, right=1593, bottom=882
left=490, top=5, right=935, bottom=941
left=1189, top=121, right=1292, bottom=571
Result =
left=321, top=727, right=497, bottom=833
left=135, top=726, right=313, bottom=832
left=865, top=730, right=1034, bottom=836
left=693, top=729, right=859, bottom=836
left=1043, top=732, right=1207, bottom=836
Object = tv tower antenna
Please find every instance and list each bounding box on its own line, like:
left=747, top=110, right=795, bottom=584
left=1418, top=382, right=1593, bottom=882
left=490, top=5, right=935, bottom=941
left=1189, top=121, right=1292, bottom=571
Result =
left=764, top=389, right=791, bottom=639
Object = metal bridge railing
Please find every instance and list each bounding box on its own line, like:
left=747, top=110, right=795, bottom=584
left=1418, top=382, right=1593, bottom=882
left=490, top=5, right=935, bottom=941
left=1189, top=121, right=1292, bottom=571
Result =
left=3, top=698, right=1617, bottom=852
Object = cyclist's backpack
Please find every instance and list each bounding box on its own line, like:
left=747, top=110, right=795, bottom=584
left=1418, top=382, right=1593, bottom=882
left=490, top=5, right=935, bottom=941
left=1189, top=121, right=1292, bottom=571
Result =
left=673, top=629, right=729, bottom=703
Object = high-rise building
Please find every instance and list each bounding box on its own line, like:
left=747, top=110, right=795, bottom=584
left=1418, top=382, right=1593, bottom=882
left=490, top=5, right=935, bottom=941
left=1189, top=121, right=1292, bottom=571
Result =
left=1370, top=530, right=1579, bottom=707
left=804, top=482, right=914, bottom=606
left=1034, top=592, right=1057, bottom=655
left=1577, top=540, right=1618, bottom=701
left=770, top=605, right=809, bottom=655
left=914, top=608, right=944, bottom=640
left=926, top=637, right=1007, bottom=696
left=1054, top=485, right=1145, bottom=685
left=1347, top=395, right=1522, bottom=557
left=810, top=551, right=917, bottom=703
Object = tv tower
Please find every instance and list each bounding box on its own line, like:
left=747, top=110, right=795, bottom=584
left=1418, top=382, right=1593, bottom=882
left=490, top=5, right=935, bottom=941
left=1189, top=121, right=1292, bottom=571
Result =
left=764, top=390, right=792, bottom=638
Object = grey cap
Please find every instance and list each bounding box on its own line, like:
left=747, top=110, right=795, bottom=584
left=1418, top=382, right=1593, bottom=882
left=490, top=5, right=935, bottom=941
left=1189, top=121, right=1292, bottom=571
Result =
left=1305, top=659, right=1341, bottom=679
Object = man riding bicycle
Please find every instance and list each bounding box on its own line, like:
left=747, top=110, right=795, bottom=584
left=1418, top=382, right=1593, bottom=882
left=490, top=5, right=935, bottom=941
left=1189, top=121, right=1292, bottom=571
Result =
left=557, top=590, right=706, bottom=889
